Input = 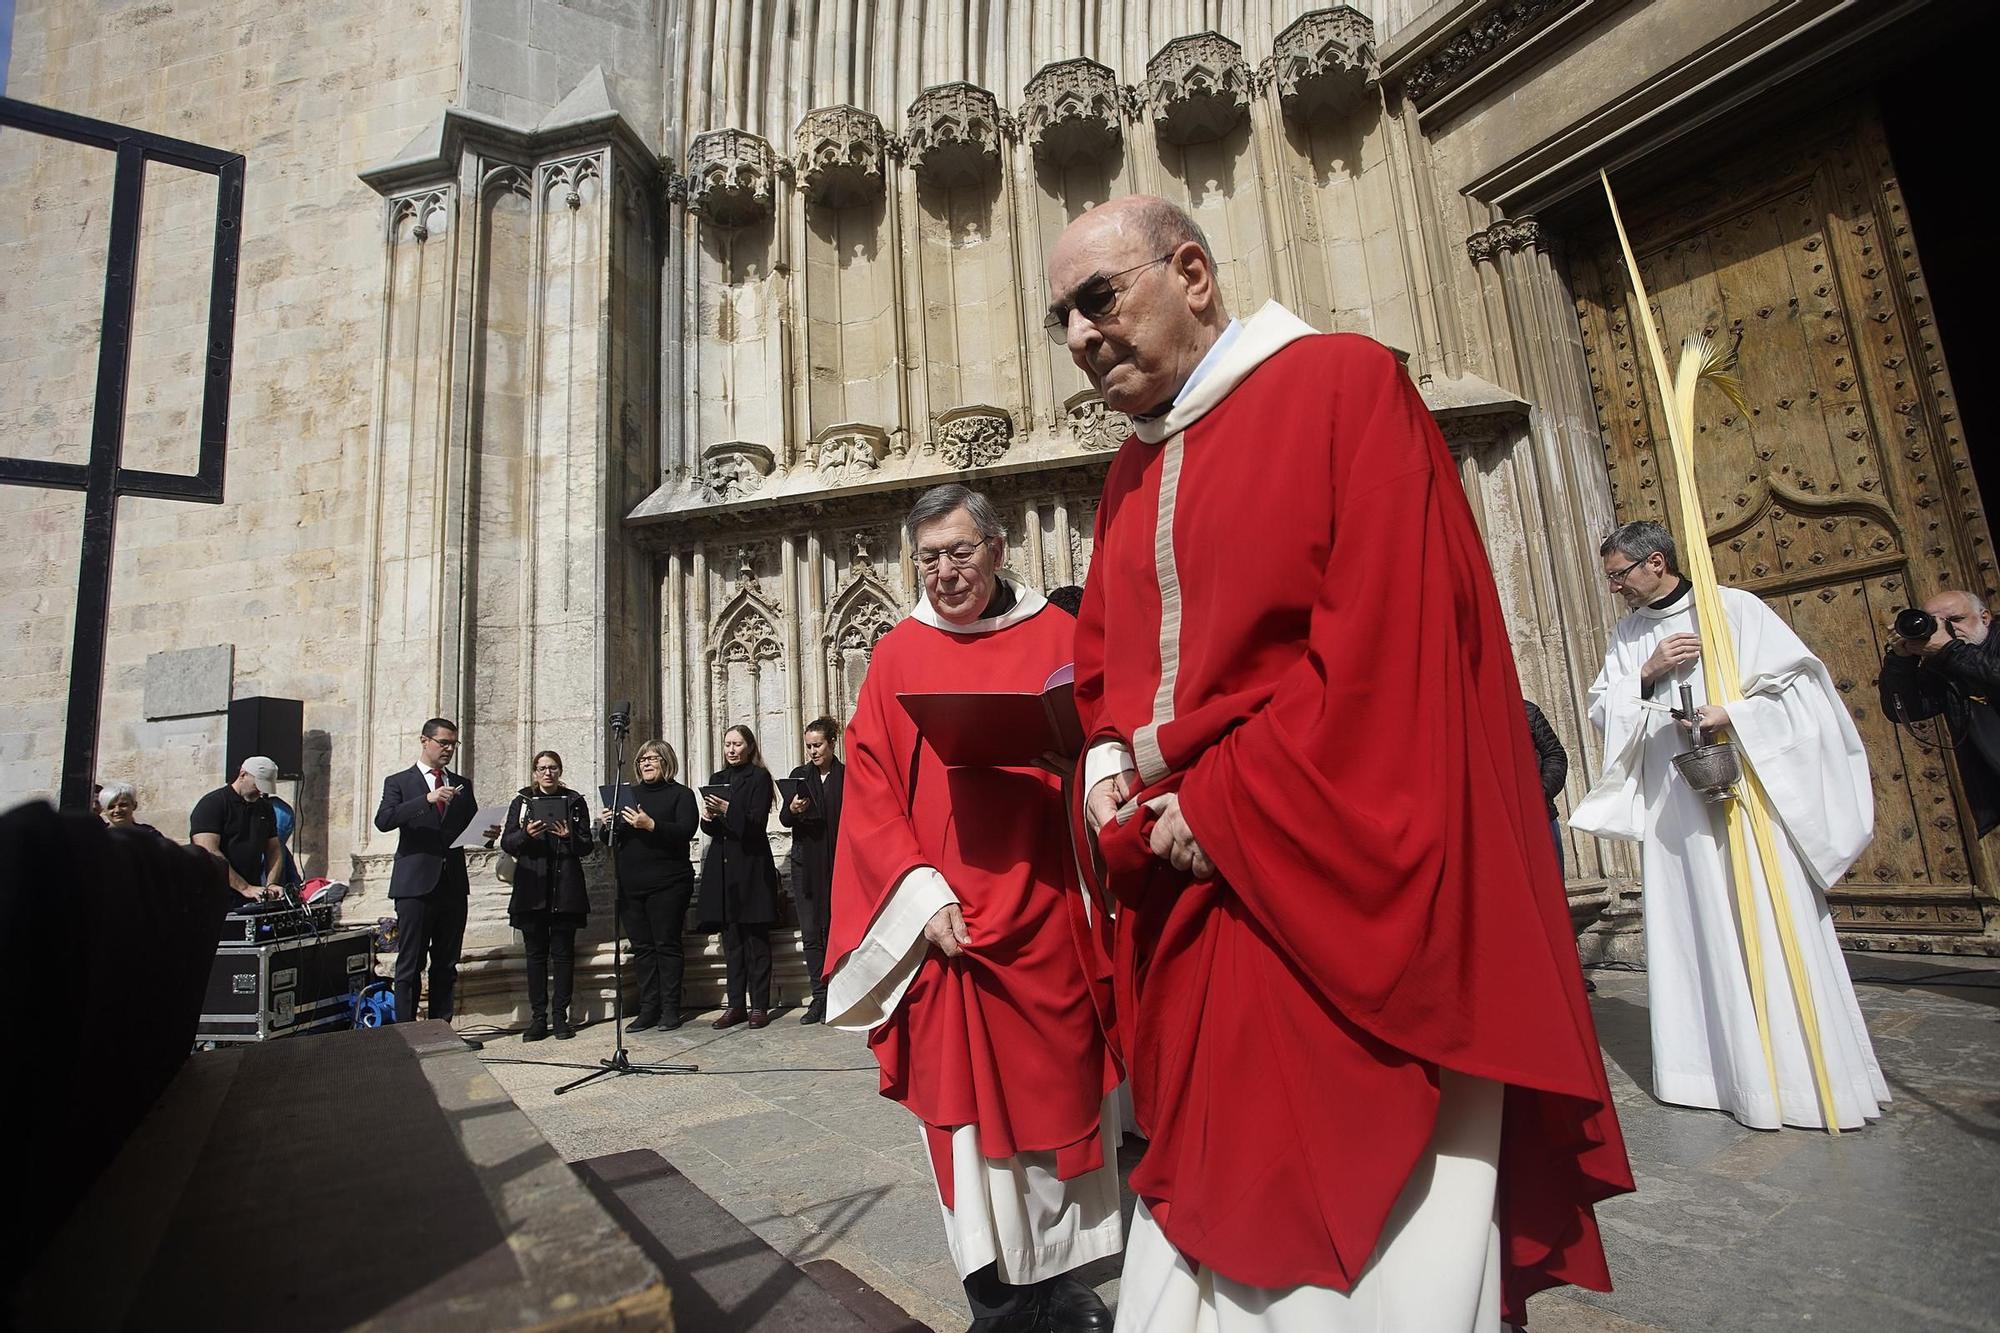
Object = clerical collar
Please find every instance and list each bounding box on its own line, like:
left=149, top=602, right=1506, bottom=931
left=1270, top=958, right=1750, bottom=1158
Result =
left=1132, top=318, right=1244, bottom=423
left=979, top=581, right=1017, bottom=620
left=1649, top=578, right=1691, bottom=611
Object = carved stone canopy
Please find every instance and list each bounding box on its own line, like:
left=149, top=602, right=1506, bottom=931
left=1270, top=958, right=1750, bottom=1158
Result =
left=810, top=421, right=891, bottom=475
left=684, top=129, right=777, bottom=225
left=700, top=440, right=776, bottom=498
left=1063, top=389, right=1131, bottom=452
left=905, top=82, right=1005, bottom=188
left=794, top=105, right=886, bottom=208
left=1145, top=32, right=1253, bottom=145
left=933, top=405, right=1015, bottom=470
left=1022, top=58, right=1124, bottom=169
left=1272, top=7, right=1378, bottom=124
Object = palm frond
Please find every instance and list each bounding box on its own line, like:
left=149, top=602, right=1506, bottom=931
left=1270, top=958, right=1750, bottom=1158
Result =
left=1683, top=333, right=1750, bottom=416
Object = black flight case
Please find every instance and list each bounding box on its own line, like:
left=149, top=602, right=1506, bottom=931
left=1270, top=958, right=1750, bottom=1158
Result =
left=196, top=927, right=374, bottom=1044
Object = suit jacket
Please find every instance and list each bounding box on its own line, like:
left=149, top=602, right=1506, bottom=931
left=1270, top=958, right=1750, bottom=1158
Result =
left=374, top=764, right=478, bottom=898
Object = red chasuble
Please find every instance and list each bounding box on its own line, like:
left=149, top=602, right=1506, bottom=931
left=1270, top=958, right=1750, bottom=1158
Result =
left=1073, top=322, right=1633, bottom=1321
left=828, top=599, right=1118, bottom=1204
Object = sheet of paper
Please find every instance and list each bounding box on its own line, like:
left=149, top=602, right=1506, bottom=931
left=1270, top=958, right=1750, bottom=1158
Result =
left=452, top=804, right=512, bottom=849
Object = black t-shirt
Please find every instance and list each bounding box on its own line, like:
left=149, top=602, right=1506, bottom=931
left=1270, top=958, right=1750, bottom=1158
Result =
left=188, top=786, right=277, bottom=886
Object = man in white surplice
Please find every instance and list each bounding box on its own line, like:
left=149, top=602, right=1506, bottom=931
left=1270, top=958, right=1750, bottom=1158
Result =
left=1572, top=520, right=1889, bottom=1130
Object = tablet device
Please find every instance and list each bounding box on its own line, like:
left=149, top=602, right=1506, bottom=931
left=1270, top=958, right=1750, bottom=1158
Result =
left=524, top=794, right=570, bottom=826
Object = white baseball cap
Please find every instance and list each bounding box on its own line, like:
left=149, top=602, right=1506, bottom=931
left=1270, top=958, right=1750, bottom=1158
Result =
left=241, top=756, right=280, bottom=795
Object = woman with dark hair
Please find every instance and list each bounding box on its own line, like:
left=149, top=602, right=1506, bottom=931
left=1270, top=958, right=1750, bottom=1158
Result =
left=604, top=739, right=700, bottom=1032
left=698, top=724, right=780, bottom=1030
left=501, top=749, right=594, bottom=1041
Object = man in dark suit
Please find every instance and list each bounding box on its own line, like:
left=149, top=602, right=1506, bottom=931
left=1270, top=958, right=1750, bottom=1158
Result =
left=374, top=717, right=478, bottom=1025
left=778, top=716, right=844, bottom=1025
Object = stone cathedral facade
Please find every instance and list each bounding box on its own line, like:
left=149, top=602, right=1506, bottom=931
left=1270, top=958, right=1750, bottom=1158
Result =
left=4, top=0, right=1994, bottom=1016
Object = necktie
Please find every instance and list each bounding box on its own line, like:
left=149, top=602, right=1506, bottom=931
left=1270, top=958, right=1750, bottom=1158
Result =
left=430, top=767, right=444, bottom=790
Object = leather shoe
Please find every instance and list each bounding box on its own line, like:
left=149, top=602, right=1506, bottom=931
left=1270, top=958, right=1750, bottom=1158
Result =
left=746, top=1009, right=770, bottom=1029
left=523, top=1019, right=548, bottom=1042
left=658, top=1009, right=688, bottom=1031
left=627, top=1011, right=660, bottom=1033
left=799, top=998, right=826, bottom=1025
left=553, top=1020, right=575, bottom=1040
left=1040, top=1274, right=1111, bottom=1332
left=965, top=1313, right=1040, bottom=1333
left=713, top=1007, right=748, bottom=1030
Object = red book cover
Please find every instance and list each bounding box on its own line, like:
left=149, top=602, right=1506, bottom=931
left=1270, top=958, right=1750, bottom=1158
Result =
left=898, top=665, right=1083, bottom=766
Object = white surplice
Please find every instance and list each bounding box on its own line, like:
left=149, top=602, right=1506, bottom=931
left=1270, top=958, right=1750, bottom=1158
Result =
left=1571, top=585, right=1889, bottom=1129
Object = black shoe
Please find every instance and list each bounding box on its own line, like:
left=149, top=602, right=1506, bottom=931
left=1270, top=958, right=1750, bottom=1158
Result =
left=627, top=1011, right=660, bottom=1033
left=1584, top=977, right=1599, bottom=994
left=1040, top=1274, right=1111, bottom=1332
left=965, top=1314, right=1040, bottom=1333
left=799, top=998, right=826, bottom=1025
left=460, top=1036, right=485, bottom=1051
left=553, top=1018, right=576, bottom=1040
left=523, top=1019, right=548, bottom=1042
left=658, top=1009, right=688, bottom=1031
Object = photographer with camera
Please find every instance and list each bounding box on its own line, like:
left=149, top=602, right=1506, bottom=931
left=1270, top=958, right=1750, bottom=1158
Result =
left=1879, top=589, right=2000, bottom=837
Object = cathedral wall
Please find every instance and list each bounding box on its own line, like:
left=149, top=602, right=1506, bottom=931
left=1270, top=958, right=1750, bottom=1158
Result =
left=0, top=1, right=461, bottom=879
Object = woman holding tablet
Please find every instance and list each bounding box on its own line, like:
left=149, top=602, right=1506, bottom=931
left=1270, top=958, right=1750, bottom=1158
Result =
left=605, top=739, right=700, bottom=1031
left=698, top=725, right=780, bottom=1030
left=501, top=749, right=594, bottom=1040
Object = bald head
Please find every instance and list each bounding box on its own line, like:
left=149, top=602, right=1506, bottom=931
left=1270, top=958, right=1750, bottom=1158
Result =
left=1924, top=588, right=1991, bottom=645
left=1046, top=195, right=1231, bottom=414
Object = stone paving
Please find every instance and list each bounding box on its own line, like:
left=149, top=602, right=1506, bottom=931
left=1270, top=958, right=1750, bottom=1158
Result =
left=479, top=953, right=2000, bottom=1333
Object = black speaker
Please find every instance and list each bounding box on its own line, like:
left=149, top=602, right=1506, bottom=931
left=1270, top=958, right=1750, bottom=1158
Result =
left=227, top=697, right=304, bottom=780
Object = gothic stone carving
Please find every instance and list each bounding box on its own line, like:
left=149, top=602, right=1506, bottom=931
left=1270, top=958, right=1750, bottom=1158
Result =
left=1403, top=0, right=1575, bottom=106
left=905, top=83, right=1005, bottom=188
left=685, top=129, right=777, bottom=225
left=1272, top=7, right=1377, bottom=124
left=1466, top=215, right=1547, bottom=264
left=701, top=441, right=776, bottom=499
left=389, top=190, right=450, bottom=244
left=934, top=406, right=1014, bottom=470
left=1145, top=33, right=1252, bottom=145
left=1022, top=59, right=1123, bottom=169
left=1063, top=390, right=1130, bottom=452
left=794, top=105, right=886, bottom=208
left=811, top=422, right=891, bottom=477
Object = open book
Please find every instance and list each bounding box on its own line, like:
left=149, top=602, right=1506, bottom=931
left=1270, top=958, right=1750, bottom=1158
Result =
left=897, top=664, right=1083, bottom=767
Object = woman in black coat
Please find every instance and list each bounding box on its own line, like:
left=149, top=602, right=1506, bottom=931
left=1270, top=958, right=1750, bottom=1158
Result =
left=602, top=739, right=700, bottom=1032
left=501, top=749, right=594, bottom=1041
left=698, top=724, right=780, bottom=1030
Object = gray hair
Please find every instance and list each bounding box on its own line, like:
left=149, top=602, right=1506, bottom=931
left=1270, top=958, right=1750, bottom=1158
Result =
left=904, top=483, right=1006, bottom=548
left=98, top=780, right=136, bottom=807
left=1600, top=520, right=1681, bottom=576
left=1134, top=197, right=1214, bottom=269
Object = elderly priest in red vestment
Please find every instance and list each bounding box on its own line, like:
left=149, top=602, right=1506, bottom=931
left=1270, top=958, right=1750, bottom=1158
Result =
left=825, top=483, right=1121, bottom=1333
left=1052, top=195, right=1634, bottom=1332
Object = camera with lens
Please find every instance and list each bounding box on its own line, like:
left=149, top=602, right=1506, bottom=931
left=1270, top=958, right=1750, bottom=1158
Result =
left=1895, top=608, right=1940, bottom=643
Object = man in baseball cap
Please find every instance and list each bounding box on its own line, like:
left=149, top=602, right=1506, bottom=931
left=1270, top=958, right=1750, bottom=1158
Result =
left=189, top=758, right=283, bottom=898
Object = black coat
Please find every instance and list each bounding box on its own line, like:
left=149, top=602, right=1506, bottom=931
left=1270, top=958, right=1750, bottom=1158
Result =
left=1880, top=637, right=2000, bottom=835
left=696, top=765, right=780, bottom=928
left=373, top=765, right=477, bottom=898
left=1523, top=701, right=1568, bottom=821
left=609, top=778, right=699, bottom=894
left=777, top=759, right=844, bottom=902
left=501, top=786, right=594, bottom=920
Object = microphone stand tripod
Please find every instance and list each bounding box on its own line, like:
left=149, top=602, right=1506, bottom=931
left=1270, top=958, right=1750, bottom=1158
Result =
left=556, top=705, right=695, bottom=1094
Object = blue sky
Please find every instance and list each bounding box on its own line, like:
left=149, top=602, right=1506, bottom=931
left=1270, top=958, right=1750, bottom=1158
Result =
left=1, top=0, right=13, bottom=98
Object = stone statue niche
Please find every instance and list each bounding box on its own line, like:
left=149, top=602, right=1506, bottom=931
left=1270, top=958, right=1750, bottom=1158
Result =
left=905, top=83, right=1024, bottom=431
left=687, top=129, right=786, bottom=466
left=796, top=106, right=899, bottom=462
left=1025, top=58, right=1131, bottom=404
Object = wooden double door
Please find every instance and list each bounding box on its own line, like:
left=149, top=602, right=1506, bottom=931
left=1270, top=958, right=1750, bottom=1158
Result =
left=1569, top=101, right=1993, bottom=943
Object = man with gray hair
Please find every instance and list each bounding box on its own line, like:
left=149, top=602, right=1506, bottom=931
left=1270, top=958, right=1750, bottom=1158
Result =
left=825, top=483, right=1119, bottom=1333
left=1879, top=585, right=2000, bottom=836
left=1573, top=519, right=1887, bottom=1131
left=1058, top=193, right=1628, bottom=1332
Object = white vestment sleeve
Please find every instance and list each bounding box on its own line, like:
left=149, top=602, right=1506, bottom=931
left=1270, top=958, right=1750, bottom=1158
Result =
left=1569, top=653, right=1656, bottom=842
left=1082, top=740, right=1136, bottom=794
left=1719, top=590, right=1875, bottom=886
left=825, top=866, right=957, bottom=1031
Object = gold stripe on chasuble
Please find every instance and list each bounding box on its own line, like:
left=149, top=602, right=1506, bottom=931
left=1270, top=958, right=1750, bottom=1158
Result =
left=1132, top=431, right=1186, bottom=786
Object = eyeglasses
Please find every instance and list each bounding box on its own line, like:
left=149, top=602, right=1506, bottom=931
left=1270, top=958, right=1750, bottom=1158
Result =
left=1605, top=558, right=1646, bottom=586
left=534, top=764, right=562, bottom=773
left=1043, top=253, right=1176, bottom=343
left=914, top=536, right=993, bottom=571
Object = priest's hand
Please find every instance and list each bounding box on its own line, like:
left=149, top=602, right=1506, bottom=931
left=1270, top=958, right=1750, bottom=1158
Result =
left=923, top=903, right=971, bottom=957
left=1641, top=632, right=1701, bottom=687
left=1085, top=772, right=1133, bottom=836
left=1147, top=793, right=1216, bottom=881
left=1678, top=703, right=1730, bottom=735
